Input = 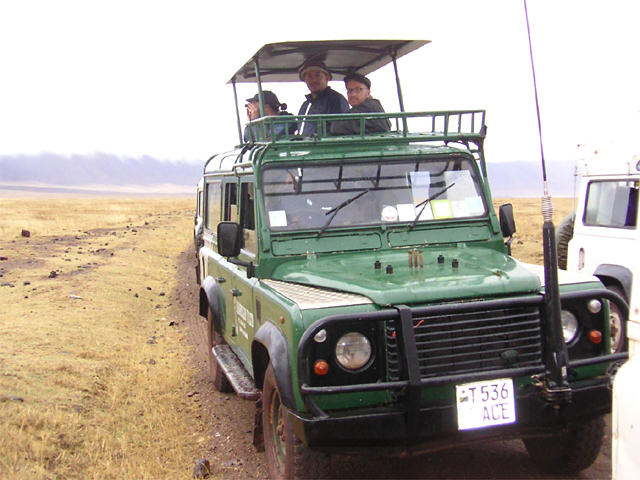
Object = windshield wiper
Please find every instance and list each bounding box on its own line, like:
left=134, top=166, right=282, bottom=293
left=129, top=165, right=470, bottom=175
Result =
left=317, top=188, right=371, bottom=236
left=408, top=182, right=456, bottom=230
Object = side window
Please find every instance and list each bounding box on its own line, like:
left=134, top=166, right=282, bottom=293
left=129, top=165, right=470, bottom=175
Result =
left=241, top=182, right=257, bottom=254
left=223, top=181, right=238, bottom=222
left=205, top=180, right=221, bottom=233
left=584, top=180, right=638, bottom=228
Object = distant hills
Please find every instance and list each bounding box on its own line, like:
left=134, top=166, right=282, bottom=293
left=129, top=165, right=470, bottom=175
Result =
left=487, top=160, right=578, bottom=198
left=0, top=153, right=577, bottom=197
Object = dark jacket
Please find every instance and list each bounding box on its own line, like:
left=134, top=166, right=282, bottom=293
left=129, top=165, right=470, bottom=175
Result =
left=330, top=98, right=392, bottom=135
left=297, top=87, right=349, bottom=135
left=243, top=112, right=297, bottom=142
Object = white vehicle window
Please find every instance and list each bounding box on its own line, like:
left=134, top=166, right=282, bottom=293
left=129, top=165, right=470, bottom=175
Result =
left=205, top=180, right=221, bottom=233
left=584, top=180, right=639, bottom=228
left=261, top=156, right=486, bottom=231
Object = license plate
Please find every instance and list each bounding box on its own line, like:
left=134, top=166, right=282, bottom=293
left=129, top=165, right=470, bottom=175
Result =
left=456, top=378, right=516, bottom=430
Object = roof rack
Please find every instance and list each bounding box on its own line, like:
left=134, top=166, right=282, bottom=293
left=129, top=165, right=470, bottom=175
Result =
left=244, top=110, right=486, bottom=147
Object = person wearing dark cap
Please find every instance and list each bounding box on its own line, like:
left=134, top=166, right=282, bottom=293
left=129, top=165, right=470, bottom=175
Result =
left=330, top=73, right=391, bottom=135
left=297, top=59, right=349, bottom=136
left=244, top=90, right=296, bottom=142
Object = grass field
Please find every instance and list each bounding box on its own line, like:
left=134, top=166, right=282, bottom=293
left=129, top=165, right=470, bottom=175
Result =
left=0, top=197, right=210, bottom=479
left=0, top=196, right=576, bottom=479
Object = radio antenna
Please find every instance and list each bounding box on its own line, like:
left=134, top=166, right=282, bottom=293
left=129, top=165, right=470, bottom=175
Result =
left=523, top=0, right=571, bottom=399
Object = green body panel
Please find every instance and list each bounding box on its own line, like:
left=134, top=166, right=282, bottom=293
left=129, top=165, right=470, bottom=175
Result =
left=271, top=245, right=541, bottom=306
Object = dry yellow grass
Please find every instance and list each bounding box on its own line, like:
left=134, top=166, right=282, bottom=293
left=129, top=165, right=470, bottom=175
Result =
left=494, top=197, right=576, bottom=265
left=0, top=197, right=210, bottom=480
left=0, top=197, right=188, bottom=240
left=0, top=195, right=577, bottom=479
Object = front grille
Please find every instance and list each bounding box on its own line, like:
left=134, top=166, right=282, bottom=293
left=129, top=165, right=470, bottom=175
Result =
left=386, top=305, right=543, bottom=381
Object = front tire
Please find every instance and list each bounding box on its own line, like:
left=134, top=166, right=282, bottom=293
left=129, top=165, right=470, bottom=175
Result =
left=556, top=212, right=575, bottom=270
left=607, top=285, right=627, bottom=354
left=262, top=364, right=329, bottom=479
left=207, top=309, right=231, bottom=392
left=523, top=416, right=604, bottom=474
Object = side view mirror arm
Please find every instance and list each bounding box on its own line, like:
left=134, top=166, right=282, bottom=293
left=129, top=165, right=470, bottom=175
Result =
left=228, top=258, right=255, bottom=279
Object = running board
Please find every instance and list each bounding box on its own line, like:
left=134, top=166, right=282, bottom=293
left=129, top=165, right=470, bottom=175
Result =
left=212, top=345, right=260, bottom=400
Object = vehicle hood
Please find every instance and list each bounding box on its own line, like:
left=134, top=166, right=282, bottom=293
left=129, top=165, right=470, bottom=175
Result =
left=271, top=246, right=541, bottom=306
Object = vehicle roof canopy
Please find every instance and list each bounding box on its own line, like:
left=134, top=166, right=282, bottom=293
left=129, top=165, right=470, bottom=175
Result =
left=228, top=39, right=429, bottom=83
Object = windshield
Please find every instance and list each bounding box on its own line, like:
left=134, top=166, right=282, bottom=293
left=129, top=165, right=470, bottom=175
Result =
left=261, top=156, right=486, bottom=232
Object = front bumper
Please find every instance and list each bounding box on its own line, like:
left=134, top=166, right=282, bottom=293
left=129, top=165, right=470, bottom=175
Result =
left=289, top=376, right=612, bottom=454
left=292, top=289, right=628, bottom=454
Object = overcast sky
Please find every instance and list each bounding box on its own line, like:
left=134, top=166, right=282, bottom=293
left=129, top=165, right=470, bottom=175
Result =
left=1, top=0, right=639, bottom=165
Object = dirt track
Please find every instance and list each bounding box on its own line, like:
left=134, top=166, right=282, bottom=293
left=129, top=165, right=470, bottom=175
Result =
left=173, top=248, right=613, bottom=479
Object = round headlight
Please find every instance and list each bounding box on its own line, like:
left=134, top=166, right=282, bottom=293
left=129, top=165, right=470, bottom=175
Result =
left=561, top=310, right=579, bottom=344
left=335, top=332, right=372, bottom=371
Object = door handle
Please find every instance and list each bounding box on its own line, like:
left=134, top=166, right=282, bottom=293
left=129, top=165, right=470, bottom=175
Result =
left=230, top=288, right=242, bottom=297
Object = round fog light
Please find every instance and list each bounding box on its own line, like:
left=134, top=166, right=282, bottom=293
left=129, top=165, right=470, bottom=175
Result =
left=561, top=310, right=579, bottom=344
left=335, top=332, right=372, bottom=371
left=587, top=299, right=602, bottom=314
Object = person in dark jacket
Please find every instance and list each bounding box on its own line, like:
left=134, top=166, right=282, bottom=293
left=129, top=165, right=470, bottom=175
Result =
left=330, top=73, right=391, bottom=135
left=244, top=90, right=296, bottom=142
left=297, top=59, right=349, bottom=136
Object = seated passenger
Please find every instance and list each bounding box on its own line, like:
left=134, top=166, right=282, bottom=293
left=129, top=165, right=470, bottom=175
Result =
left=244, top=91, right=296, bottom=142
left=297, top=59, right=350, bottom=136
left=330, top=73, right=391, bottom=135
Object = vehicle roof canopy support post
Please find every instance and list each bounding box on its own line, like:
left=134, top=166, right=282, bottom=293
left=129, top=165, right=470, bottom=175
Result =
left=253, top=58, right=266, bottom=118
left=232, top=78, right=243, bottom=144
left=390, top=49, right=408, bottom=133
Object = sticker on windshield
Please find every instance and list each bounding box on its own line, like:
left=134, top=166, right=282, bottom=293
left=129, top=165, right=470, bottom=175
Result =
left=444, top=170, right=476, bottom=201
left=451, top=200, right=468, bottom=217
left=409, top=171, right=430, bottom=205
left=466, top=196, right=484, bottom=215
left=269, top=210, right=288, bottom=227
left=431, top=199, right=454, bottom=219
left=450, top=196, right=485, bottom=218
left=381, top=205, right=398, bottom=222
left=396, top=204, right=416, bottom=221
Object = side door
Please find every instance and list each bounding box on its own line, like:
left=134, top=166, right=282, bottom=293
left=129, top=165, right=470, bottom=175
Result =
left=225, top=179, right=259, bottom=370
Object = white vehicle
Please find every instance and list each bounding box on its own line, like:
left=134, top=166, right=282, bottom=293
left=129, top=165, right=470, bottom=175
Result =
left=613, top=323, right=640, bottom=479
left=556, top=149, right=639, bottom=354
left=553, top=148, right=638, bottom=479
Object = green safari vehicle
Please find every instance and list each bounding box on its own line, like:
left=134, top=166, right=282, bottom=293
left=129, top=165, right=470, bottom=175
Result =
left=196, top=40, right=625, bottom=479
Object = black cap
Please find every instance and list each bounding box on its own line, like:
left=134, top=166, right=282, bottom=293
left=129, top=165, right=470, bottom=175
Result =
left=344, top=72, right=371, bottom=90
left=246, top=90, right=283, bottom=111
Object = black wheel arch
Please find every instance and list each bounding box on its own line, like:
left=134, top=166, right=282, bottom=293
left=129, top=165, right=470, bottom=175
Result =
left=200, top=276, right=226, bottom=334
left=253, top=321, right=296, bottom=410
left=593, top=264, right=633, bottom=301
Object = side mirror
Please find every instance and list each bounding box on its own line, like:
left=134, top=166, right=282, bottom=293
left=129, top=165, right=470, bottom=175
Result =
left=217, top=222, right=242, bottom=258
left=499, top=204, right=516, bottom=255
left=499, top=204, right=516, bottom=237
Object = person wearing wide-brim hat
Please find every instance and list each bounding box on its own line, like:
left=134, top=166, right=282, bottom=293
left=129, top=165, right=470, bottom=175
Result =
left=330, top=72, right=391, bottom=135
left=296, top=59, right=349, bottom=136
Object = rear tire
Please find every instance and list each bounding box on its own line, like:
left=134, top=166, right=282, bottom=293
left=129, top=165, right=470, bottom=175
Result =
left=606, top=285, right=627, bottom=354
left=262, top=364, right=330, bottom=479
left=523, top=416, right=604, bottom=474
left=207, top=309, right=232, bottom=392
left=556, top=212, right=575, bottom=270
